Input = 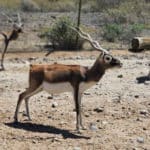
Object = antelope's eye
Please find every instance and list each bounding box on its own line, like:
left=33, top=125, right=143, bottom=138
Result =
left=104, top=55, right=112, bottom=63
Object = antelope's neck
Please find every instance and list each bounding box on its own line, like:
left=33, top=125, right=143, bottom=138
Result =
left=85, top=60, right=105, bottom=82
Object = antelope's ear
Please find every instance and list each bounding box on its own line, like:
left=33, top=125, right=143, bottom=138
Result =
left=21, top=24, right=24, bottom=28
left=100, top=51, right=105, bottom=58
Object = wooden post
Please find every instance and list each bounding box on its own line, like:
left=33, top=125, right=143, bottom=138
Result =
left=76, top=0, right=82, bottom=49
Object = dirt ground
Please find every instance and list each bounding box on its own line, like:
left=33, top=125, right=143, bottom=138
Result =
left=0, top=50, right=150, bottom=150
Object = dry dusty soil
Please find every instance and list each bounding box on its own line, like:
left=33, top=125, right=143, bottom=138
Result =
left=0, top=50, right=150, bottom=150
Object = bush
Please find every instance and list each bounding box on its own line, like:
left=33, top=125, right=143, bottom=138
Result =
left=20, top=0, right=40, bottom=12
left=40, top=17, right=83, bottom=50
left=102, top=23, right=146, bottom=43
left=131, top=24, right=145, bottom=34
left=102, top=24, right=123, bottom=42
left=120, top=24, right=146, bottom=43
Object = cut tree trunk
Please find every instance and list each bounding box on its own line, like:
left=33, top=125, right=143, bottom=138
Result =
left=129, top=37, right=150, bottom=52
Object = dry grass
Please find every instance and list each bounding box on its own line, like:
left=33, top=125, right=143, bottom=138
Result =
left=0, top=0, right=20, bottom=9
left=0, top=0, right=75, bottom=11
left=0, top=0, right=149, bottom=15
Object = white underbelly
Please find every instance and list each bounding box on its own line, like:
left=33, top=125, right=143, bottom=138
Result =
left=79, top=82, right=96, bottom=92
left=42, top=81, right=73, bottom=94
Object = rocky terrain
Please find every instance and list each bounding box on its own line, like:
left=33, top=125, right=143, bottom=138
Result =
left=0, top=50, right=149, bottom=150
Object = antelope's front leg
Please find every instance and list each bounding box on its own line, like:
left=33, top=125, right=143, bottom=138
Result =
left=78, top=92, right=86, bottom=130
left=25, top=98, right=32, bottom=121
left=74, top=87, right=85, bottom=133
left=74, top=86, right=80, bottom=132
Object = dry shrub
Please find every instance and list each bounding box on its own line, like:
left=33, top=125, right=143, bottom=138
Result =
left=20, top=0, right=40, bottom=12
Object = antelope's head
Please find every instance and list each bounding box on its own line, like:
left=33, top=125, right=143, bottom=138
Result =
left=13, top=23, right=23, bottom=33
left=2, top=12, right=24, bottom=33
left=98, top=52, right=122, bottom=69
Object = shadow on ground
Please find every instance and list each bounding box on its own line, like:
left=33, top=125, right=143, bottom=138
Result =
left=5, top=122, right=90, bottom=139
left=136, top=75, right=150, bottom=84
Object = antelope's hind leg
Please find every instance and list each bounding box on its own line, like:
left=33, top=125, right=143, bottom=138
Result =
left=14, top=86, right=42, bottom=123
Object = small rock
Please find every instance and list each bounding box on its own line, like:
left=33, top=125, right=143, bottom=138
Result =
left=59, top=121, right=65, bottom=125
left=28, top=57, right=37, bottom=61
left=89, top=123, right=98, bottom=131
left=137, top=137, right=144, bottom=143
left=76, top=56, right=82, bottom=60
left=47, top=95, right=53, bottom=99
left=117, top=74, right=123, bottom=78
left=139, top=110, right=148, bottom=115
left=136, top=117, right=142, bottom=122
left=73, top=147, right=81, bottom=150
left=134, top=95, right=139, bottom=98
left=84, top=92, right=90, bottom=95
left=93, top=107, right=104, bottom=113
left=84, top=114, right=90, bottom=117
left=43, top=58, right=49, bottom=62
left=122, top=56, right=129, bottom=59
left=102, top=121, right=108, bottom=125
left=17, top=90, right=21, bottom=93
left=51, top=102, right=58, bottom=108
left=32, top=140, right=36, bottom=144
left=136, top=62, right=142, bottom=65
left=144, top=81, right=150, bottom=85
left=61, top=113, right=64, bottom=116
left=122, top=106, right=126, bottom=109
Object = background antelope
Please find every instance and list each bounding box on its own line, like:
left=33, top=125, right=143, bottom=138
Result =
left=14, top=26, right=122, bottom=132
left=0, top=12, right=23, bottom=71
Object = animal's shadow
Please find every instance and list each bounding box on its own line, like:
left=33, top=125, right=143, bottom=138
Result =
left=5, top=122, right=89, bottom=139
left=136, top=75, right=150, bottom=84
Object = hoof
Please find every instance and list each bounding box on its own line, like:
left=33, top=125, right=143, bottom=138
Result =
left=76, top=129, right=82, bottom=134
left=25, top=118, right=32, bottom=122
left=27, top=115, right=32, bottom=121
left=75, top=125, right=87, bottom=134
left=81, top=126, right=87, bottom=130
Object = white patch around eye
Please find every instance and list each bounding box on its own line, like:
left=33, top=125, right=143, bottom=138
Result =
left=104, top=55, right=112, bottom=63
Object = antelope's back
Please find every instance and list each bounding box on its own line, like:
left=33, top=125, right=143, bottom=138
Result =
left=29, top=64, right=87, bottom=84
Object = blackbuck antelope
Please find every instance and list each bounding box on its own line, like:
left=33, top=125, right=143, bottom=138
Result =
left=14, top=27, right=122, bottom=132
left=0, top=13, right=23, bottom=71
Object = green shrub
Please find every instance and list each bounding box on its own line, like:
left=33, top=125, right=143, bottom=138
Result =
left=103, top=24, right=123, bottom=42
left=120, top=24, right=146, bottom=43
left=40, top=17, right=83, bottom=50
left=0, top=0, right=20, bottom=10
left=102, top=23, right=146, bottom=43
left=131, top=24, right=145, bottom=34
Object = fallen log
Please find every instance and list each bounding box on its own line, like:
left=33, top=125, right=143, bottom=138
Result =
left=129, top=37, right=150, bottom=52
